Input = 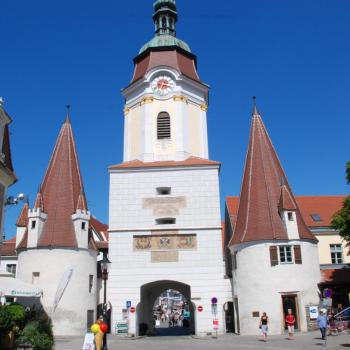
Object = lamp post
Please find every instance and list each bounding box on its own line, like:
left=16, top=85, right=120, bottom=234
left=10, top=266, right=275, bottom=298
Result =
left=100, top=253, right=111, bottom=350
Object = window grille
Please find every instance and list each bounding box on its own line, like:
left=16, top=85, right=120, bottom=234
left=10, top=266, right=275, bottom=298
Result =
left=157, top=112, right=171, bottom=140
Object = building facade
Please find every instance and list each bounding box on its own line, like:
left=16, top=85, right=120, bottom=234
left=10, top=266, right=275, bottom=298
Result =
left=107, top=0, right=231, bottom=336
left=15, top=116, right=107, bottom=336
left=0, top=99, right=17, bottom=252
left=226, top=107, right=321, bottom=335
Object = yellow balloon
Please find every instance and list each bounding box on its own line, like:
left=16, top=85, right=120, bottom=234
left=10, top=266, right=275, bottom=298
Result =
left=91, top=323, right=100, bottom=334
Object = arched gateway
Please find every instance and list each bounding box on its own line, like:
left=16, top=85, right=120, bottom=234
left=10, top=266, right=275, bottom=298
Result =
left=107, top=0, right=231, bottom=337
left=137, top=281, right=195, bottom=336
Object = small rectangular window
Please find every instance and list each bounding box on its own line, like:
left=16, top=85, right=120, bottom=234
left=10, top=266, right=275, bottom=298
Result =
left=82, top=222, right=86, bottom=230
left=89, top=275, right=93, bottom=293
left=233, top=252, right=238, bottom=270
left=156, top=218, right=176, bottom=225
left=279, top=246, right=293, bottom=263
left=330, top=244, right=343, bottom=264
left=156, top=187, right=171, bottom=195
left=32, top=272, right=40, bottom=285
left=6, top=264, right=17, bottom=276
left=87, top=310, right=94, bottom=331
left=287, top=212, right=294, bottom=221
left=31, top=220, right=36, bottom=229
left=310, top=214, right=322, bottom=222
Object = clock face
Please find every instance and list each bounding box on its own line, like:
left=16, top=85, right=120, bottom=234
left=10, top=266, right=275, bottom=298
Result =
left=151, top=75, right=175, bottom=96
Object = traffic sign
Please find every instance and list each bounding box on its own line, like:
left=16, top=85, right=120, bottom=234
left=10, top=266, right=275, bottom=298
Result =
left=126, top=300, right=131, bottom=308
left=130, top=306, right=136, bottom=313
left=213, top=319, right=219, bottom=329
left=211, top=297, right=218, bottom=304
left=197, top=306, right=203, bottom=312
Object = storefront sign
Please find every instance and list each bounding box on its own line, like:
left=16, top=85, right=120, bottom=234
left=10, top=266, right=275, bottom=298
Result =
left=309, top=306, right=319, bottom=320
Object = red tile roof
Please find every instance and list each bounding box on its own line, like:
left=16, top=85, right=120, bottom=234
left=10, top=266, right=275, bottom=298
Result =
left=110, top=157, right=220, bottom=170
left=295, top=196, right=347, bottom=228
left=278, top=185, right=297, bottom=211
left=227, top=195, right=347, bottom=229
left=131, top=49, right=200, bottom=84
left=229, top=109, right=315, bottom=246
left=36, top=117, right=88, bottom=248
left=90, top=216, right=109, bottom=241
left=0, top=236, right=16, bottom=256
left=16, top=203, right=29, bottom=227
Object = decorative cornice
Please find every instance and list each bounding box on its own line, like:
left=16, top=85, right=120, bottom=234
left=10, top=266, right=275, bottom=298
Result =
left=140, top=97, right=154, bottom=105
left=173, top=95, right=188, bottom=103
left=123, top=107, right=131, bottom=115
left=200, top=103, right=208, bottom=111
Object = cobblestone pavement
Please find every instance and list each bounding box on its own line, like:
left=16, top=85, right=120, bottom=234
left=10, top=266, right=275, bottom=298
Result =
left=55, top=331, right=350, bottom=350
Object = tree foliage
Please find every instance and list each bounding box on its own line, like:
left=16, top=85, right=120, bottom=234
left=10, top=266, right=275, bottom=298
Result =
left=331, top=161, right=350, bottom=248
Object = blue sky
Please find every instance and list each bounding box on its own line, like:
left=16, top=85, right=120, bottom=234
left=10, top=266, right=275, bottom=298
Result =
left=1, top=0, right=349, bottom=238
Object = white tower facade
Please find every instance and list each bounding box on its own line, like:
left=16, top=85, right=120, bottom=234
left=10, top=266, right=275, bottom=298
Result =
left=108, top=0, right=231, bottom=336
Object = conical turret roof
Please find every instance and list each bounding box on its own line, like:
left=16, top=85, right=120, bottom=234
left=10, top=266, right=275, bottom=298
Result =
left=229, top=107, right=316, bottom=245
left=37, top=117, right=88, bottom=248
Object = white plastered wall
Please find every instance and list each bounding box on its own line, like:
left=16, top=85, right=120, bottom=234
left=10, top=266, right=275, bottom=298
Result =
left=108, top=166, right=231, bottom=335
left=17, top=249, right=98, bottom=336
left=231, top=241, right=320, bottom=335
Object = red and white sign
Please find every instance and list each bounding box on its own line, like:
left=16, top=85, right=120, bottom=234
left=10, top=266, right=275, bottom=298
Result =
left=197, top=306, right=203, bottom=312
left=213, top=319, right=219, bottom=329
left=130, top=306, right=136, bottom=313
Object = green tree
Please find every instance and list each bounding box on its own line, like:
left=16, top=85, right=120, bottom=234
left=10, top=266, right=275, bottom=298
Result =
left=331, top=161, right=350, bottom=248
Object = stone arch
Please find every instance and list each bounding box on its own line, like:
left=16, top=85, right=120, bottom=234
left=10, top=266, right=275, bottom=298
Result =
left=137, top=280, right=195, bottom=335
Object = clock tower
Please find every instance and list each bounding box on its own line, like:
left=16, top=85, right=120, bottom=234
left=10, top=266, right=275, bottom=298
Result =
left=108, top=0, right=231, bottom=336
left=122, top=0, right=209, bottom=162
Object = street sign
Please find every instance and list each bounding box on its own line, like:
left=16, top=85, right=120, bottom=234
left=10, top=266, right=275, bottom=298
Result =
left=115, top=322, right=128, bottom=335
left=183, top=311, right=190, bottom=318
left=211, top=297, right=218, bottom=304
left=213, top=319, right=219, bottom=329
left=126, top=300, right=131, bottom=308
left=197, top=306, right=203, bottom=312
left=130, top=306, right=136, bottom=313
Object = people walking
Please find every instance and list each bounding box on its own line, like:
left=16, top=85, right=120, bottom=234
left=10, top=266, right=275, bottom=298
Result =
left=259, top=312, right=269, bottom=342
left=285, top=309, right=296, bottom=340
left=317, top=310, right=328, bottom=340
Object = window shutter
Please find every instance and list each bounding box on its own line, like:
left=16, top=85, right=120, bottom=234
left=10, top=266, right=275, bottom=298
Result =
left=233, top=252, right=237, bottom=270
left=294, top=245, right=302, bottom=264
left=270, top=246, right=278, bottom=266
left=157, top=112, right=171, bottom=139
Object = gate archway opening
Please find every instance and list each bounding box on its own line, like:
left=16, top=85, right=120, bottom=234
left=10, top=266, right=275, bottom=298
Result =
left=137, top=280, right=195, bottom=336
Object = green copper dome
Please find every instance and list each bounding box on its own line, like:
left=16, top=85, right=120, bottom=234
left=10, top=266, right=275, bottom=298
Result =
left=139, top=35, right=191, bottom=54
left=139, top=0, right=191, bottom=55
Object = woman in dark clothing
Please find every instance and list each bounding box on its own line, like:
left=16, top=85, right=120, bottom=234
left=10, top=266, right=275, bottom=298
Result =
left=259, top=312, right=269, bottom=342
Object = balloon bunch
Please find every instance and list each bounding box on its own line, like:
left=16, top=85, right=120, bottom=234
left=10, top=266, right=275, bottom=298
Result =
left=91, top=322, right=109, bottom=334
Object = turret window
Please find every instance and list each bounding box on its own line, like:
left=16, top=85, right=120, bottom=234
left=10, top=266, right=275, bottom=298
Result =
left=156, top=218, right=176, bottom=225
left=279, top=246, right=293, bottom=263
left=157, top=112, right=171, bottom=140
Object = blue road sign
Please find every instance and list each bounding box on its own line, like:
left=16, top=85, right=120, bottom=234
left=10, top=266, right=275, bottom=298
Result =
left=126, top=300, right=131, bottom=308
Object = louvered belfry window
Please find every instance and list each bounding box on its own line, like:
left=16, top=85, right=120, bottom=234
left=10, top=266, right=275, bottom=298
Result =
left=157, top=112, right=171, bottom=140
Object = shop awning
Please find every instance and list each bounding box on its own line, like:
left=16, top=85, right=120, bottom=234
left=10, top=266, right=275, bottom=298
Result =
left=0, top=274, right=42, bottom=298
